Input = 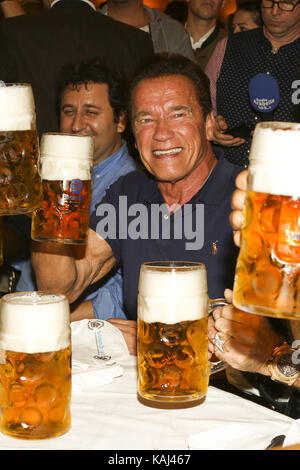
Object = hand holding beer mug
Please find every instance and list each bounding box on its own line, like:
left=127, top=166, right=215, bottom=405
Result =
left=31, top=133, right=94, bottom=244
left=233, top=122, right=300, bottom=319
left=0, top=83, right=42, bottom=215
left=137, top=261, right=226, bottom=405
left=0, top=292, right=71, bottom=439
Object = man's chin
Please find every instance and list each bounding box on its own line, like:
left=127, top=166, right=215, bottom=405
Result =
left=155, top=173, right=185, bottom=184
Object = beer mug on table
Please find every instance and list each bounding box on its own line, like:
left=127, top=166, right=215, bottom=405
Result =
left=233, top=122, right=300, bottom=319
left=0, top=83, right=42, bottom=215
left=0, top=291, right=71, bottom=439
left=31, top=133, right=94, bottom=244
left=137, top=261, right=226, bottom=405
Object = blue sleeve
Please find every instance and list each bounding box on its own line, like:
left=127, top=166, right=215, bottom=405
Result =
left=4, top=215, right=32, bottom=270
left=92, top=269, right=126, bottom=320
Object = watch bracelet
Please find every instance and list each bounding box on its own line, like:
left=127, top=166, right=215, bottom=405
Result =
left=267, top=342, right=300, bottom=386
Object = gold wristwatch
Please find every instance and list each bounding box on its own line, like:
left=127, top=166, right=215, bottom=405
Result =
left=267, top=343, right=300, bottom=386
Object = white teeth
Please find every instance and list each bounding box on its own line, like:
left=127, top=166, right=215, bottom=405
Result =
left=153, top=148, right=182, bottom=156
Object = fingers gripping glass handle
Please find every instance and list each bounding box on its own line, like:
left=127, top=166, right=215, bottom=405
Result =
left=209, top=298, right=229, bottom=375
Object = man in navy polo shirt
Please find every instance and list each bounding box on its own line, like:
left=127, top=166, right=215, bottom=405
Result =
left=32, top=54, right=242, bottom=354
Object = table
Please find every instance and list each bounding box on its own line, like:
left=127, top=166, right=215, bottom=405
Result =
left=0, top=320, right=299, bottom=451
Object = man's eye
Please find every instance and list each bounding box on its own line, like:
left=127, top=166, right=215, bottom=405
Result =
left=171, top=112, right=186, bottom=119
left=86, top=111, right=99, bottom=116
left=139, top=118, right=153, bottom=124
left=62, top=109, right=74, bottom=116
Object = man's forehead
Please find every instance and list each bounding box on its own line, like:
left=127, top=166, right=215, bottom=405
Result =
left=132, top=75, right=199, bottom=106
left=61, top=82, right=109, bottom=104
left=133, top=74, right=196, bottom=96
left=62, top=82, right=108, bottom=97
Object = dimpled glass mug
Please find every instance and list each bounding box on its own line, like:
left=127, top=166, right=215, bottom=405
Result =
left=0, top=291, right=71, bottom=439
left=233, top=122, right=300, bottom=319
left=137, top=261, right=226, bottom=405
left=31, top=133, right=94, bottom=244
left=0, top=83, right=42, bottom=215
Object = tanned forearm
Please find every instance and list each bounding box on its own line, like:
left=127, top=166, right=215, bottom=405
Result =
left=31, top=229, right=116, bottom=304
left=31, top=241, right=79, bottom=299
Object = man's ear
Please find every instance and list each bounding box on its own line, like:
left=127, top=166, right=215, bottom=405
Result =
left=205, top=111, right=215, bottom=141
left=117, top=111, right=127, bottom=134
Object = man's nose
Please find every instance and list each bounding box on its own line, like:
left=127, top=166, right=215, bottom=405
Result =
left=71, top=112, right=86, bottom=133
left=271, top=2, right=281, bottom=14
left=153, top=118, right=174, bottom=141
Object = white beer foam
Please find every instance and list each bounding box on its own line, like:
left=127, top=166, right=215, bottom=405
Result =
left=40, top=133, right=94, bottom=180
left=138, top=267, right=209, bottom=324
left=249, top=122, right=300, bottom=197
left=0, top=84, right=36, bottom=131
left=0, top=292, right=71, bottom=353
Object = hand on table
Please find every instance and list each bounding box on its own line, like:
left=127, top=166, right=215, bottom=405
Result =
left=208, top=289, right=281, bottom=376
left=108, top=318, right=137, bottom=356
left=212, top=115, right=246, bottom=147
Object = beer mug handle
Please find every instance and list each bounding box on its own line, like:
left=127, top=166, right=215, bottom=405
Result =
left=209, top=298, right=229, bottom=375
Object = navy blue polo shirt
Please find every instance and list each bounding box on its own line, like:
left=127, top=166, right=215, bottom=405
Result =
left=90, top=155, right=242, bottom=320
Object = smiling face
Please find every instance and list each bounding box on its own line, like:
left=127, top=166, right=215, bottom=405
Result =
left=60, top=82, right=126, bottom=166
left=131, top=75, right=214, bottom=184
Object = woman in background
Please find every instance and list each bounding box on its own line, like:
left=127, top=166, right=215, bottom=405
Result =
left=227, top=2, right=262, bottom=34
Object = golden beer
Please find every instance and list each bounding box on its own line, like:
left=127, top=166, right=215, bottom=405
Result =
left=0, top=130, right=42, bottom=215
left=0, top=347, right=71, bottom=440
left=138, top=317, right=209, bottom=401
left=137, top=262, right=210, bottom=404
left=31, top=133, right=93, bottom=244
left=31, top=179, right=92, bottom=244
left=0, top=82, right=42, bottom=215
left=0, top=292, right=71, bottom=439
left=233, top=122, right=300, bottom=319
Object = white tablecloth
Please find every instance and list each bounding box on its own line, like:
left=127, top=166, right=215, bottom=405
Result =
left=0, top=320, right=299, bottom=450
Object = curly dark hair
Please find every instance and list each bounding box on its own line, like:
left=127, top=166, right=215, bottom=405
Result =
left=55, top=57, right=126, bottom=125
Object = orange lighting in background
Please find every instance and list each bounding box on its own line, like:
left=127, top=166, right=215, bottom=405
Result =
left=94, top=0, right=170, bottom=8
left=94, top=0, right=238, bottom=22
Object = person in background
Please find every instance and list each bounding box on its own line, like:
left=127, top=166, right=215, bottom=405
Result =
left=5, top=57, right=139, bottom=322
left=98, top=0, right=195, bottom=60
left=0, top=0, right=154, bottom=137
left=228, top=1, right=262, bottom=33
left=0, top=0, right=26, bottom=17
left=205, top=0, right=300, bottom=167
left=164, top=0, right=188, bottom=24
left=185, top=0, right=227, bottom=69
left=0, top=0, right=51, bottom=17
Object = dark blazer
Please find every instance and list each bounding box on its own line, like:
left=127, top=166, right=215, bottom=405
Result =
left=0, top=0, right=154, bottom=136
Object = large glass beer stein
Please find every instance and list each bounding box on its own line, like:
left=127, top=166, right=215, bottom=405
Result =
left=0, top=291, right=71, bottom=439
left=137, top=261, right=223, bottom=405
left=31, top=133, right=94, bottom=244
left=233, top=122, right=300, bottom=319
left=0, top=83, right=42, bottom=215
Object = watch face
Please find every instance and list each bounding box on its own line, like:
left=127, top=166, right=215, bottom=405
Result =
left=277, top=352, right=299, bottom=378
